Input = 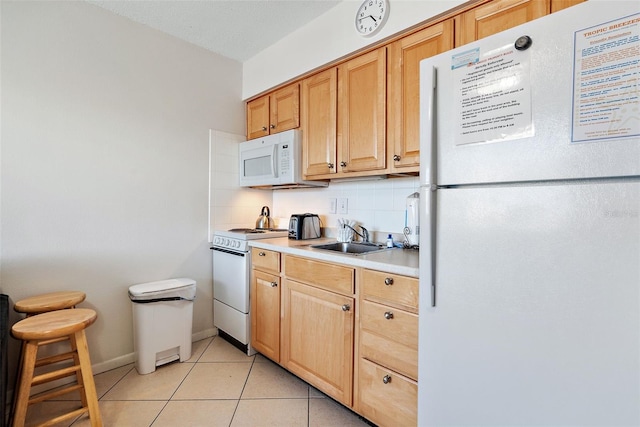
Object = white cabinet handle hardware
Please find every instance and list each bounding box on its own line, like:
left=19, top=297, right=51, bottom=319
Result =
left=341, top=304, right=351, bottom=312
left=270, top=282, right=278, bottom=288
left=384, top=277, right=394, bottom=286
left=258, top=252, right=266, bottom=256
left=382, top=375, right=392, bottom=384
left=384, top=311, right=394, bottom=320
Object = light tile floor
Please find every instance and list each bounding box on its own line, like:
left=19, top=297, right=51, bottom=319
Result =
left=24, top=336, right=372, bottom=427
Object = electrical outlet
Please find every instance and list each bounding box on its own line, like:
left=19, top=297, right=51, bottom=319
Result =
left=338, top=198, right=348, bottom=214
left=329, top=198, right=337, bottom=214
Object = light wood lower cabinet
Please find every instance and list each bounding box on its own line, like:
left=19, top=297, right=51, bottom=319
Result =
left=355, top=269, right=419, bottom=426
left=281, top=278, right=354, bottom=406
left=250, top=248, right=281, bottom=362
left=357, top=358, right=418, bottom=427
left=281, top=255, right=355, bottom=406
left=250, top=251, right=419, bottom=425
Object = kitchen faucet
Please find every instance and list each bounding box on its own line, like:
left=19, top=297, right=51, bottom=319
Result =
left=343, top=224, right=370, bottom=243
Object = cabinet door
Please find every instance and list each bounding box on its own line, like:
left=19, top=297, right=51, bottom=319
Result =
left=301, top=68, right=338, bottom=177
left=250, top=270, right=280, bottom=362
left=388, top=20, right=454, bottom=172
left=247, top=95, right=270, bottom=140
left=550, top=0, right=584, bottom=13
left=281, top=278, right=354, bottom=406
left=338, top=47, right=386, bottom=174
left=458, top=0, right=550, bottom=45
left=270, top=84, right=300, bottom=134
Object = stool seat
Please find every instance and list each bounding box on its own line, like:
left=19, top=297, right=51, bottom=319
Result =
left=11, top=309, right=97, bottom=341
left=10, top=308, right=102, bottom=427
left=14, top=291, right=86, bottom=315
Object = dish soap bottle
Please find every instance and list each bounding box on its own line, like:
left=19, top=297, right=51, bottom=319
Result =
left=386, top=234, right=394, bottom=248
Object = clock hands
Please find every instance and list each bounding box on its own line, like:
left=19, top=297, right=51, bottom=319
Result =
left=358, top=14, right=377, bottom=23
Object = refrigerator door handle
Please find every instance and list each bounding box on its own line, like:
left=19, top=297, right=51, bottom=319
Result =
left=419, top=63, right=438, bottom=307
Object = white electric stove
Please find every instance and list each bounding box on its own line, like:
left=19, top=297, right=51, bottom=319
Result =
left=211, top=228, right=288, bottom=355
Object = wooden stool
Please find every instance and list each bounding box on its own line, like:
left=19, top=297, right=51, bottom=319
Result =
left=14, top=291, right=86, bottom=316
left=11, top=308, right=102, bottom=427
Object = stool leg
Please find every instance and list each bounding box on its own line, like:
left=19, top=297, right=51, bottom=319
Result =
left=68, top=333, right=88, bottom=408
left=73, top=330, right=102, bottom=427
left=12, top=341, right=38, bottom=427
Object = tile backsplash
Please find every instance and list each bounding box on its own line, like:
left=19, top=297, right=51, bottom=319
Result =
left=209, top=129, right=420, bottom=242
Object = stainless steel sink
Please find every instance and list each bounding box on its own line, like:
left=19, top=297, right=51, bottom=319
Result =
left=310, top=242, right=389, bottom=255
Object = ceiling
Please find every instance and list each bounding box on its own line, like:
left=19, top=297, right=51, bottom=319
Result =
left=89, top=0, right=344, bottom=62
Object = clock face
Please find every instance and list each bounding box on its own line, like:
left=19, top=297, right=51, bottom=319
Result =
left=355, top=0, right=388, bottom=36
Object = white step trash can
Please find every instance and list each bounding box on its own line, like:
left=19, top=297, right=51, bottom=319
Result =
left=128, top=278, right=196, bottom=374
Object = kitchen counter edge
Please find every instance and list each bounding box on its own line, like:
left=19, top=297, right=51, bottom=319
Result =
left=248, top=237, right=419, bottom=278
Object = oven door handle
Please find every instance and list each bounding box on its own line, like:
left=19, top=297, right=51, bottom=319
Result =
left=211, top=247, right=246, bottom=257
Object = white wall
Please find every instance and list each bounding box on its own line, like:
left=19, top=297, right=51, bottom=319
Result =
left=243, top=0, right=466, bottom=99
left=1, top=0, right=243, bottom=376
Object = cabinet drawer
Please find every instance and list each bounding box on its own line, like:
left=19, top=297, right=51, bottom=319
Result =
left=360, top=300, right=418, bottom=379
left=284, top=255, right=354, bottom=295
left=252, top=248, right=280, bottom=272
left=360, top=330, right=417, bottom=381
left=361, top=269, right=418, bottom=311
left=357, top=358, right=417, bottom=427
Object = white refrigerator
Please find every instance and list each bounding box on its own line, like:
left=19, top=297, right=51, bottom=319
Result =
left=418, top=1, right=640, bottom=425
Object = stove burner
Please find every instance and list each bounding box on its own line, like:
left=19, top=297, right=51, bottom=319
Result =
left=228, top=228, right=265, bottom=234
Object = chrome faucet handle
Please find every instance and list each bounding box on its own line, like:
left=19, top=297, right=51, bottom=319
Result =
left=359, top=226, right=370, bottom=243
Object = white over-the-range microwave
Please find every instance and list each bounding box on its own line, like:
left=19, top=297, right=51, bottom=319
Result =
left=239, top=129, right=328, bottom=189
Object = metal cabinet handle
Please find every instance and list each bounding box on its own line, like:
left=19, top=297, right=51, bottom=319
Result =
left=270, top=282, right=278, bottom=288
left=393, top=154, right=401, bottom=161
left=382, top=375, right=392, bottom=384
left=384, top=311, right=394, bottom=320
left=258, top=252, right=266, bottom=256
left=342, top=304, right=351, bottom=312
left=340, top=161, right=347, bottom=167
left=261, top=126, right=267, bottom=131
left=384, top=277, right=394, bottom=286
left=270, top=124, right=276, bottom=129
left=328, top=163, right=334, bottom=169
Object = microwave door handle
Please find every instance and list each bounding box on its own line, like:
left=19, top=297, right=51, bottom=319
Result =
left=272, top=144, right=278, bottom=178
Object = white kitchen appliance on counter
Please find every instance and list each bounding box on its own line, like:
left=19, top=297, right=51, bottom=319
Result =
left=211, top=228, right=287, bottom=355
left=404, top=192, right=419, bottom=247
left=418, top=1, right=639, bottom=425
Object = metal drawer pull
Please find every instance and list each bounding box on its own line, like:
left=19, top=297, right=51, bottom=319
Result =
left=258, top=252, right=266, bottom=256
left=342, top=304, right=351, bottom=312
left=384, top=311, right=394, bottom=320
left=261, top=126, right=267, bottom=131
left=384, top=277, right=394, bottom=286
left=270, top=282, right=278, bottom=288
left=270, top=124, right=276, bottom=129
left=382, top=375, right=392, bottom=384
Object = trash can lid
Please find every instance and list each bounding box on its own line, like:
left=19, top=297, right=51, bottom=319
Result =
left=128, top=278, right=196, bottom=301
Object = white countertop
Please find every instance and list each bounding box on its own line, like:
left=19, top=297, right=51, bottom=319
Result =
left=248, top=237, right=419, bottom=278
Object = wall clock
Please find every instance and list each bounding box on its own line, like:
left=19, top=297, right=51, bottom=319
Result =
left=355, top=0, right=389, bottom=37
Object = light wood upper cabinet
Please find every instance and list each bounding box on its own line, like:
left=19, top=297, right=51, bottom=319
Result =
left=301, top=68, right=338, bottom=177
left=246, top=83, right=299, bottom=140
left=550, top=0, right=584, bottom=13
left=387, top=19, right=454, bottom=173
left=458, top=0, right=550, bottom=45
left=337, top=47, right=387, bottom=174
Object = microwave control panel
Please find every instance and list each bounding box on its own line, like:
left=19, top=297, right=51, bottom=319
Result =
left=279, top=144, right=291, bottom=177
